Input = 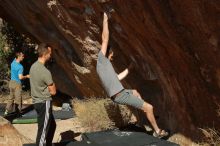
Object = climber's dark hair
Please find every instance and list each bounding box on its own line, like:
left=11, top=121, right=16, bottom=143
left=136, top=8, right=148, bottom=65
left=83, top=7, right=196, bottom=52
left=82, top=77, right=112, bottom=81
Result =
left=106, top=45, right=113, bottom=57
left=37, top=43, right=51, bottom=57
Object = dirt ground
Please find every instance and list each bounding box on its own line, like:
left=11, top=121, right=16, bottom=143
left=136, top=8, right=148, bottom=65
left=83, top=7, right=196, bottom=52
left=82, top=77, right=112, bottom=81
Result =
left=13, top=118, right=204, bottom=146
left=1, top=94, right=211, bottom=145
left=14, top=120, right=202, bottom=145
left=1, top=93, right=83, bottom=144
left=14, top=97, right=83, bottom=143
left=13, top=117, right=84, bottom=144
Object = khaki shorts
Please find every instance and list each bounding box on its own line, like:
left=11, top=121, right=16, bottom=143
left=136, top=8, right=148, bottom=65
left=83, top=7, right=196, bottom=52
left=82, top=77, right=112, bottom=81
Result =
left=113, top=89, right=144, bottom=109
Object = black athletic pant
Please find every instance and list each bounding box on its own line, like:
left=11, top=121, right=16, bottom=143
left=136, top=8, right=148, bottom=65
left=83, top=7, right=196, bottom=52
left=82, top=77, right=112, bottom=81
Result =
left=34, top=100, right=56, bottom=146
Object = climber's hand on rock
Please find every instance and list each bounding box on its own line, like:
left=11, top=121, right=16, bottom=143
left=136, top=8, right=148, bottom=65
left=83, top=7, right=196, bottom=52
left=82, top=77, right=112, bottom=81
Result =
left=103, top=12, right=108, bottom=22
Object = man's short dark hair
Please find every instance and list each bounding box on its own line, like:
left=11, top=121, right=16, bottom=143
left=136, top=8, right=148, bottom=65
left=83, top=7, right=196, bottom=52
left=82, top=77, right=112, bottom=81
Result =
left=15, top=51, right=24, bottom=58
left=37, top=43, right=51, bottom=57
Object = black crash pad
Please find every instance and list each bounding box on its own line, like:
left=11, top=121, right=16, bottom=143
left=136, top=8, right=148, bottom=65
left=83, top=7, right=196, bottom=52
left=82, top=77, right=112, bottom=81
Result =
left=0, top=103, right=74, bottom=123
left=23, top=130, right=179, bottom=146
left=83, top=130, right=179, bottom=146
left=20, top=108, right=74, bottom=120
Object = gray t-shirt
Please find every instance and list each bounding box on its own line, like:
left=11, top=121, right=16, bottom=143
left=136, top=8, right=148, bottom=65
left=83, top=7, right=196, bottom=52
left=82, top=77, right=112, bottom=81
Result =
left=30, top=61, right=53, bottom=103
left=96, top=51, right=124, bottom=97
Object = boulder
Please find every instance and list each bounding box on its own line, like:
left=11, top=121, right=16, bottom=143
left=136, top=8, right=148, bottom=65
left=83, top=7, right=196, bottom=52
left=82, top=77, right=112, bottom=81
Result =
left=0, top=0, right=219, bottom=140
left=0, top=116, right=22, bottom=146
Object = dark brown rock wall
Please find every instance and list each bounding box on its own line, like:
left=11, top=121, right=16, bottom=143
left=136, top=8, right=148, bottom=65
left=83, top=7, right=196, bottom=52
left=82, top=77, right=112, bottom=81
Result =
left=0, top=0, right=219, bottom=140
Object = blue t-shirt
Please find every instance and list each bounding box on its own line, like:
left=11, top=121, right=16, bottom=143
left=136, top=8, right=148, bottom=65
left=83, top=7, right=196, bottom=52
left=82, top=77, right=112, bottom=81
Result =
left=11, top=59, right=23, bottom=84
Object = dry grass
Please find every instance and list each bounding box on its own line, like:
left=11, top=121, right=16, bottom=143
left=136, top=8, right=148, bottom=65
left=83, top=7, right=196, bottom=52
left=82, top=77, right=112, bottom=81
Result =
left=73, top=98, right=114, bottom=132
left=168, top=129, right=220, bottom=146
left=169, top=105, right=220, bottom=146
left=168, top=133, right=202, bottom=146
left=72, top=98, right=135, bottom=132
left=199, top=128, right=220, bottom=146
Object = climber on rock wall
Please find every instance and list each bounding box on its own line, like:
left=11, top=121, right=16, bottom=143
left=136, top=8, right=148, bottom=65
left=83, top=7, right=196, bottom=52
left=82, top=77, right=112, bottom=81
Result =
left=96, top=12, right=169, bottom=138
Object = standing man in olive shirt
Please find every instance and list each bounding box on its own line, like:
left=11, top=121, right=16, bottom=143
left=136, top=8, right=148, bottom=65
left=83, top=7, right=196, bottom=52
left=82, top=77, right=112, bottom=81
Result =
left=30, top=43, right=56, bottom=146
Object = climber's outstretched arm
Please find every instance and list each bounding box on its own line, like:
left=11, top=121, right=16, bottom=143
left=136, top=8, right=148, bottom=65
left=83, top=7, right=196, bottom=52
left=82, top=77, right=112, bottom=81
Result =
left=101, top=13, right=109, bottom=56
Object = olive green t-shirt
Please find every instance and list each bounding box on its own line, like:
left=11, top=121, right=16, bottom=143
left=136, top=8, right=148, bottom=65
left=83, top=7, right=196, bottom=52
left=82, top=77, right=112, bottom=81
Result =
left=30, top=61, right=53, bottom=103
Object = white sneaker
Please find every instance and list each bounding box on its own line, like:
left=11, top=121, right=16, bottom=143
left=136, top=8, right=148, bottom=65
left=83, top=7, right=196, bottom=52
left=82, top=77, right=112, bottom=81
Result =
left=4, top=110, right=8, bottom=115
left=153, top=129, right=169, bottom=138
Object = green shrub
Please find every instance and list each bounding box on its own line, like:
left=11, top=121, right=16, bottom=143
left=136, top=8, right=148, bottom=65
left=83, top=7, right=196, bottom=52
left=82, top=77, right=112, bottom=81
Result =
left=0, top=21, right=11, bottom=96
left=0, top=20, right=37, bottom=93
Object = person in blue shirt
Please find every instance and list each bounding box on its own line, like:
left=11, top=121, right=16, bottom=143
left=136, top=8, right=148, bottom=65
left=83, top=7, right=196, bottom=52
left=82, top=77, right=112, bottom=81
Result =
left=5, top=51, right=30, bottom=115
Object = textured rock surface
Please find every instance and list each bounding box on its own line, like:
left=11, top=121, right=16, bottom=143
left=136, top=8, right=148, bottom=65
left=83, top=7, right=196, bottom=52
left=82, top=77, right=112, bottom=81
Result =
left=0, top=116, right=23, bottom=146
left=0, top=0, right=219, bottom=141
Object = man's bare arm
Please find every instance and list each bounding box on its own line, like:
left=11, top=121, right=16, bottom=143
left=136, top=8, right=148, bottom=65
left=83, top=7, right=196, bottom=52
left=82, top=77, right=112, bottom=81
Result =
left=48, top=83, right=56, bottom=95
left=101, top=12, right=109, bottom=56
left=118, top=68, right=129, bottom=81
left=19, top=74, right=30, bottom=80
